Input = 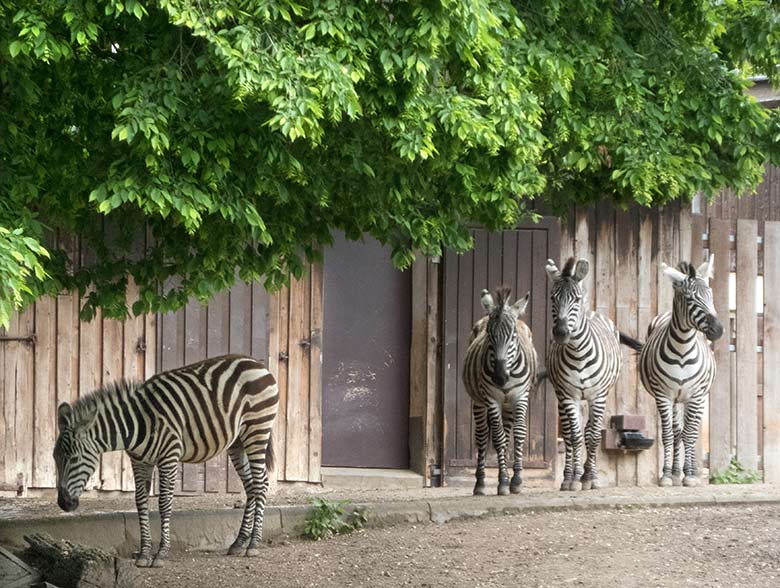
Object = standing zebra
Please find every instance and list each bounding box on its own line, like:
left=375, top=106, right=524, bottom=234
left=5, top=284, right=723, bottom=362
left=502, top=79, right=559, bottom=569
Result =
left=545, top=258, right=621, bottom=491
left=53, top=355, right=278, bottom=567
left=463, top=286, right=538, bottom=496
left=634, top=256, right=723, bottom=487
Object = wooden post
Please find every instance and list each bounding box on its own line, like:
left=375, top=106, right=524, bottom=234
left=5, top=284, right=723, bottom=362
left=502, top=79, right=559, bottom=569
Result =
left=735, top=219, right=758, bottom=471
left=308, top=264, right=324, bottom=484
left=763, top=221, right=780, bottom=482
left=33, top=296, right=57, bottom=489
left=709, top=219, right=732, bottom=475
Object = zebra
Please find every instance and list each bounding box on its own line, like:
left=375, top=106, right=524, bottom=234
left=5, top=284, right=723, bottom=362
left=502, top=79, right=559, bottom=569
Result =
left=53, top=354, right=278, bottom=567
left=545, top=257, right=622, bottom=491
left=630, top=255, right=723, bottom=487
left=462, top=286, right=539, bottom=496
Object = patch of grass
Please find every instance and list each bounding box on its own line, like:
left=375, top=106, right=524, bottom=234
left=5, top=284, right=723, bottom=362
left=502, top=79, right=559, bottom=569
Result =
left=710, top=457, right=761, bottom=485
left=302, top=498, right=369, bottom=540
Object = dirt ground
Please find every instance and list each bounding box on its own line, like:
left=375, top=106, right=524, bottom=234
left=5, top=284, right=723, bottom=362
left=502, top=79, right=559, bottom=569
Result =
left=137, top=503, right=780, bottom=588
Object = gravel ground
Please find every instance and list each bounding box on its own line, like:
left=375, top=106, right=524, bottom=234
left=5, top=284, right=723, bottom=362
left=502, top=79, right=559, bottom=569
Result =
left=138, top=503, right=780, bottom=588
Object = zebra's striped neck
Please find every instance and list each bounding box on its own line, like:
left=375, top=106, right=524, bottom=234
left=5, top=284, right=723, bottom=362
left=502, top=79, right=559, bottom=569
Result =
left=72, top=380, right=140, bottom=454
left=669, top=294, right=698, bottom=342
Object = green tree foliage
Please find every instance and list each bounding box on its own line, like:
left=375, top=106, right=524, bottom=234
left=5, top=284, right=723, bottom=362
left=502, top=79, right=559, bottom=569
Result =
left=1, top=0, right=779, bottom=324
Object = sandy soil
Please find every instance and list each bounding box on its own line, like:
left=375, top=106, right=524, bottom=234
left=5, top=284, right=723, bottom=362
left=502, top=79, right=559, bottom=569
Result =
left=137, top=503, right=780, bottom=588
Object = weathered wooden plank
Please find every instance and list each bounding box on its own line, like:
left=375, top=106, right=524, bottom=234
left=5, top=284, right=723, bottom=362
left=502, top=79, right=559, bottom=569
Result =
left=285, top=274, right=311, bottom=481
left=265, top=290, right=281, bottom=485
left=33, top=296, right=57, bottom=488
left=425, top=260, right=440, bottom=485
left=735, top=219, right=758, bottom=471
left=227, top=279, right=253, bottom=492
left=181, top=299, right=207, bottom=493
left=205, top=291, right=229, bottom=492
left=636, top=208, right=659, bottom=486
left=100, top=314, right=124, bottom=491
left=121, top=278, right=146, bottom=491
left=251, top=283, right=270, bottom=363
left=688, top=214, right=707, bottom=470
left=762, top=222, right=780, bottom=482
left=615, top=208, right=638, bottom=487
left=308, top=264, right=324, bottom=483
left=441, top=248, right=459, bottom=480
left=574, top=206, right=596, bottom=312
left=708, top=219, right=733, bottom=475
left=462, top=232, right=482, bottom=461
left=594, top=203, right=617, bottom=487
left=527, top=231, right=547, bottom=463
left=274, top=286, right=290, bottom=481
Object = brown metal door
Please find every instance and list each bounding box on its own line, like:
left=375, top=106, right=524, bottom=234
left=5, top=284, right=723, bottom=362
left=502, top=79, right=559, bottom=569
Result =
left=322, top=233, right=411, bottom=468
left=441, top=219, right=560, bottom=478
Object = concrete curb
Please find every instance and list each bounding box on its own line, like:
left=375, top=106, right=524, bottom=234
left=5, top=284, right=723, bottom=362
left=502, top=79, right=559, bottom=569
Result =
left=2, top=490, right=779, bottom=556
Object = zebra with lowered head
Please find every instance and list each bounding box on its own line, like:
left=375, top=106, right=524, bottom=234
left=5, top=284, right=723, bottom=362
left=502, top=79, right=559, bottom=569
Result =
left=626, top=256, right=722, bottom=487
left=463, top=286, right=539, bottom=496
left=53, top=354, right=278, bottom=567
left=545, top=257, right=622, bottom=491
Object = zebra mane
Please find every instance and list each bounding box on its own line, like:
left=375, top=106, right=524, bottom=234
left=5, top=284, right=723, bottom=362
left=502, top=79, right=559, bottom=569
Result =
left=561, top=257, right=577, bottom=277
left=677, top=261, right=697, bottom=279
left=70, top=379, right=139, bottom=420
left=493, top=286, right=512, bottom=309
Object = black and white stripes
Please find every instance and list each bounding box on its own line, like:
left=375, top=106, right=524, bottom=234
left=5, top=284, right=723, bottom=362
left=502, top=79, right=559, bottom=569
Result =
left=638, top=256, right=723, bottom=487
left=545, top=258, right=622, bottom=491
left=53, top=354, right=278, bottom=567
left=462, top=287, right=538, bottom=495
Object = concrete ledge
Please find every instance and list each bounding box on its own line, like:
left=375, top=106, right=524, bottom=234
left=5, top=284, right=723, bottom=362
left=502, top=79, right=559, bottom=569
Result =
left=3, top=487, right=780, bottom=557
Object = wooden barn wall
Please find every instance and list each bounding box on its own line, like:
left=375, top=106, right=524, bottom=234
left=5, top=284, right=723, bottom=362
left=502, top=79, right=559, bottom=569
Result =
left=557, top=201, right=705, bottom=486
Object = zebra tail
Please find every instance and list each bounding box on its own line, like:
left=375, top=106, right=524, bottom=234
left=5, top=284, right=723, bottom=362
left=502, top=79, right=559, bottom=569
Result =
left=266, top=433, right=275, bottom=474
left=619, top=332, right=644, bottom=353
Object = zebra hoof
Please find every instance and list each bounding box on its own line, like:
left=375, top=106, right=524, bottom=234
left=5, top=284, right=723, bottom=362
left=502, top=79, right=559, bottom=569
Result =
left=560, top=480, right=572, bottom=491
left=672, top=474, right=683, bottom=487
left=245, top=548, right=262, bottom=557
left=510, top=483, right=522, bottom=494
left=580, top=479, right=593, bottom=491
left=497, top=484, right=510, bottom=496
left=683, top=476, right=700, bottom=487
left=135, top=556, right=153, bottom=568
left=473, top=483, right=486, bottom=496
left=151, top=557, right=167, bottom=568
left=227, top=543, right=245, bottom=556
left=659, top=476, right=674, bottom=487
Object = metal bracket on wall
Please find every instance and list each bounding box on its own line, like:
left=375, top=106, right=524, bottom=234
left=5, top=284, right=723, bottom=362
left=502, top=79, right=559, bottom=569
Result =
left=0, top=334, right=36, bottom=346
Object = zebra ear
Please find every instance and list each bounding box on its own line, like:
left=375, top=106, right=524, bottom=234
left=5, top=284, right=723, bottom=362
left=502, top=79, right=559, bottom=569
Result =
left=662, top=262, right=687, bottom=285
left=74, top=405, right=98, bottom=432
left=696, top=254, right=714, bottom=282
left=480, top=289, right=495, bottom=312
left=545, top=259, right=561, bottom=281
left=511, top=291, right=530, bottom=317
left=57, top=402, right=72, bottom=430
left=573, top=259, right=589, bottom=282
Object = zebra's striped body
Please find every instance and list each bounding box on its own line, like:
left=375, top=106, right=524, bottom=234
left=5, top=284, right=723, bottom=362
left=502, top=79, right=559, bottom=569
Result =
left=462, top=287, right=538, bottom=496
left=545, top=258, right=621, bottom=491
left=54, top=355, right=278, bottom=567
left=639, top=256, right=722, bottom=487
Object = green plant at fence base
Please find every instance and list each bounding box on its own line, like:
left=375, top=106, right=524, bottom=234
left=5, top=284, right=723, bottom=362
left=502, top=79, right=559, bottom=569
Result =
left=710, top=457, right=761, bottom=485
left=303, top=498, right=369, bottom=541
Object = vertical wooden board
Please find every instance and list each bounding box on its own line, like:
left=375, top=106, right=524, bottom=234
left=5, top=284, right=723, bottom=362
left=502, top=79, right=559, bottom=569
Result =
left=762, top=222, right=780, bottom=481
left=285, top=274, right=311, bottom=481
left=487, top=231, right=502, bottom=292
left=457, top=239, right=478, bottom=461
left=502, top=232, right=518, bottom=296
left=735, top=219, right=758, bottom=471
left=275, top=286, right=290, bottom=481
left=527, top=231, right=548, bottom=463
left=425, top=260, right=440, bottom=483
left=0, top=319, right=5, bottom=484
left=121, top=279, right=146, bottom=491
left=160, top=301, right=186, bottom=492
left=33, top=297, right=57, bottom=488
left=594, top=203, right=617, bottom=487
left=228, top=280, right=253, bottom=492
left=688, top=214, right=707, bottom=468
left=79, top=299, right=102, bottom=490
left=308, top=264, right=324, bottom=483
left=1, top=314, right=17, bottom=488
left=441, top=249, right=460, bottom=477
left=636, top=209, right=659, bottom=485
left=708, top=219, right=733, bottom=475
left=251, top=283, right=270, bottom=363
left=265, top=291, right=281, bottom=485
left=575, top=207, right=596, bottom=312
left=205, top=291, right=229, bottom=492
left=615, top=208, right=638, bottom=487
left=100, top=316, right=124, bottom=491
left=559, top=208, right=575, bottom=266
left=182, top=299, right=207, bottom=493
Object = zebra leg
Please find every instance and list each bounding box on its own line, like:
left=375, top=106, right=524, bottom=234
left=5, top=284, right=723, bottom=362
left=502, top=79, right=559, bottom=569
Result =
left=510, top=397, right=528, bottom=493
left=672, top=403, right=684, bottom=486
left=243, top=437, right=272, bottom=556
left=130, top=459, right=154, bottom=568
left=152, top=460, right=179, bottom=567
left=656, top=397, right=675, bottom=487
left=581, top=396, right=606, bottom=490
left=227, top=440, right=255, bottom=555
left=472, top=404, right=489, bottom=496
left=682, top=397, right=705, bottom=487
left=487, top=402, right=510, bottom=495
left=558, top=397, right=583, bottom=491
